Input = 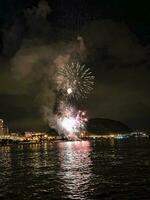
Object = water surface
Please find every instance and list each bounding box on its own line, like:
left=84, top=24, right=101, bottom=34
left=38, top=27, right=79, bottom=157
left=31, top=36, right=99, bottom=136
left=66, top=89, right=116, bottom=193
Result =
left=0, top=138, right=150, bottom=200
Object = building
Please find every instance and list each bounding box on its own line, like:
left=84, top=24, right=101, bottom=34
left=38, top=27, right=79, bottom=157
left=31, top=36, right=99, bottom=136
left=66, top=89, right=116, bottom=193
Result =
left=24, top=132, right=57, bottom=141
left=0, top=119, right=9, bottom=136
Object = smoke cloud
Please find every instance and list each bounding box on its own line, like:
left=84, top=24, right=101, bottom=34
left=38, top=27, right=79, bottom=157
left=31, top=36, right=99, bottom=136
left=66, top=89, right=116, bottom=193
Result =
left=3, top=0, right=86, bottom=129
left=11, top=36, right=86, bottom=128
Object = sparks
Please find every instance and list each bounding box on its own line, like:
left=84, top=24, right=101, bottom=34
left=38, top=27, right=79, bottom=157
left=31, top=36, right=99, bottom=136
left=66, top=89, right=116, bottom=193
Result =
left=67, top=88, right=73, bottom=95
left=56, top=105, right=87, bottom=137
left=57, top=62, right=94, bottom=100
left=55, top=62, right=94, bottom=139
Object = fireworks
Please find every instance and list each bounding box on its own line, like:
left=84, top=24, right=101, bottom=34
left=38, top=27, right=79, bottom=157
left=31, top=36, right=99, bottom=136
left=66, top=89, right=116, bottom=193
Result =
left=56, top=104, right=87, bottom=137
left=55, top=62, right=94, bottom=139
left=57, top=62, right=94, bottom=99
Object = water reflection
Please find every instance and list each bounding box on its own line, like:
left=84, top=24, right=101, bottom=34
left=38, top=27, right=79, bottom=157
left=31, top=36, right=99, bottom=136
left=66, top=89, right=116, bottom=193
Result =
left=0, top=139, right=150, bottom=199
left=0, top=145, right=12, bottom=192
left=57, top=141, right=93, bottom=199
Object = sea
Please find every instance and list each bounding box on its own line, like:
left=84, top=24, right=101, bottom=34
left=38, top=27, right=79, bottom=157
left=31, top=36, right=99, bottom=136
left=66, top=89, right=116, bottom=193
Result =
left=0, top=138, right=150, bottom=200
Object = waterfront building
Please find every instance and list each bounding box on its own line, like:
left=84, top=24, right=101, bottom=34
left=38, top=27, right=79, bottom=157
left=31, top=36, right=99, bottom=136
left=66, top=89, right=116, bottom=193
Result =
left=0, top=119, right=9, bottom=136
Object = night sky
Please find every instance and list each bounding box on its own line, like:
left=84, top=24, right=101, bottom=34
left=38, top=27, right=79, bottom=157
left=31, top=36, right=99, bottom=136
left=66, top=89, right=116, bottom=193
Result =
left=0, top=0, right=150, bottom=130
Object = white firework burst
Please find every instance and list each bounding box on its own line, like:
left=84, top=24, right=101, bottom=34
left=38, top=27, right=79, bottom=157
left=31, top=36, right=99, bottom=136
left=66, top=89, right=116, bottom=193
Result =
left=56, top=104, right=87, bottom=136
left=57, top=62, right=94, bottom=99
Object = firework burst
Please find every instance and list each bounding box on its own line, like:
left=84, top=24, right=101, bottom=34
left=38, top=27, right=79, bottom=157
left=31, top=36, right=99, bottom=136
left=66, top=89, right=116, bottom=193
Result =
left=57, top=62, right=94, bottom=99
left=56, top=104, right=87, bottom=137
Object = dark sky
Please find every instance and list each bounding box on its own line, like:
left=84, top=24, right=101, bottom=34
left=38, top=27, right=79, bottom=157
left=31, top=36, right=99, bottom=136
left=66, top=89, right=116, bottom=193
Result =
left=0, top=0, right=150, bottom=130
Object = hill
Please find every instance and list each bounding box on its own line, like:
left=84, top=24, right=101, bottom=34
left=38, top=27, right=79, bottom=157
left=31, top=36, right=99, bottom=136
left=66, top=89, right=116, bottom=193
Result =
left=86, top=118, right=131, bottom=134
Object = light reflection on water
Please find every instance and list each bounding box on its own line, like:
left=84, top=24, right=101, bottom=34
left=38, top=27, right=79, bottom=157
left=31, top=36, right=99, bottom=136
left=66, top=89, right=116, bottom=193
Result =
left=0, top=138, right=150, bottom=200
left=57, top=141, right=93, bottom=199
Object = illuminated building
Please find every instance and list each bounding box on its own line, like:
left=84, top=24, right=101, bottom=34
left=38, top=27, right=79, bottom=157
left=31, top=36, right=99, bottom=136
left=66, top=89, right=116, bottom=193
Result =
left=24, top=132, right=57, bottom=142
left=0, top=119, right=9, bottom=136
